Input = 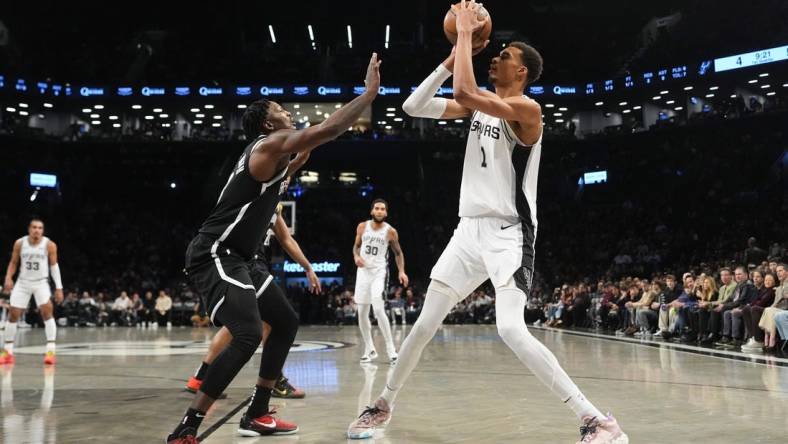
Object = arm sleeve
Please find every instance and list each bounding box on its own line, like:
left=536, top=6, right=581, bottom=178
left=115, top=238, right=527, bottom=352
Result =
left=401, top=64, right=452, bottom=119
left=50, top=263, right=63, bottom=289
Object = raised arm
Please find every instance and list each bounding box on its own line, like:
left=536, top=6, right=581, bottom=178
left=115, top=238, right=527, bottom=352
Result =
left=272, top=214, right=321, bottom=294
left=4, top=239, right=21, bottom=293
left=452, top=1, right=541, bottom=141
left=352, top=222, right=366, bottom=268
left=402, top=49, right=471, bottom=120
left=388, top=228, right=409, bottom=287
left=48, top=241, right=64, bottom=303
left=265, top=53, right=380, bottom=157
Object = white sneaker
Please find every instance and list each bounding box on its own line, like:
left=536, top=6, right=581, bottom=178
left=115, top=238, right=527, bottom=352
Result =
left=347, top=398, right=392, bottom=439
left=360, top=350, right=378, bottom=363
left=741, top=339, right=764, bottom=352
left=633, top=330, right=644, bottom=337
left=388, top=352, right=398, bottom=364
left=576, top=413, right=629, bottom=444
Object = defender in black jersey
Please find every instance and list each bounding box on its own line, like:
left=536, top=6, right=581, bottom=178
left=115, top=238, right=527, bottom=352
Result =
left=167, top=53, right=382, bottom=444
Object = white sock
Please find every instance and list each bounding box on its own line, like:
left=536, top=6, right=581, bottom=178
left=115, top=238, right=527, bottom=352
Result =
left=380, top=287, right=456, bottom=406
left=358, top=365, right=377, bottom=414
left=45, top=318, right=57, bottom=353
left=372, top=304, right=396, bottom=356
left=357, top=304, right=374, bottom=354
left=495, top=285, right=604, bottom=420
left=3, top=322, right=17, bottom=354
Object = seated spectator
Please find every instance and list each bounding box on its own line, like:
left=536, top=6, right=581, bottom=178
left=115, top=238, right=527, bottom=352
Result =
left=564, top=285, right=591, bottom=328
left=683, top=275, right=718, bottom=342
left=714, top=266, right=757, bottom=347
left=655, top=274, right=680, bottom=337
left=772, top=311, right=788, bottom=351
left=759, top=263, right=787, bottom=351
left=597, top=284, right=619, bottom=330
left=110, top=291, right=132, bottom=326
left=622, top=284, right=645, bottom=335
left=739, top=271, right=777, bottom=352
left=141, top=291, right=156, bottom=327
left=96, top=293, right=110, bottom=326
left=78, top=291, right=98, bottom=326
left=155, top=290, right=173, bottom=327
left=664, top=275, right=697, bottom=340
left=389, top=291, right=406, bottom=325
left=699, top=268, right=736, bottom=344
left=130, top=292, right=143, bottom=326
left=635, top=280, right=663, bottom=335
left=627, top=280, right=657, bottom=336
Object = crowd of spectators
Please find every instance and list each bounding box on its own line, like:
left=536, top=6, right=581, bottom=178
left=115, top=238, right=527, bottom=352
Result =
left=531, top=259, right=788, bottom=354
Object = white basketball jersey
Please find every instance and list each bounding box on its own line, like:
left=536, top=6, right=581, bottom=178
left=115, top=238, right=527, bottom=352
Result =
left=458, top=106, right=542, bottom=229
left=18, top=236, right=50, bottom=282
left=360, top=221, right=390, bottom=269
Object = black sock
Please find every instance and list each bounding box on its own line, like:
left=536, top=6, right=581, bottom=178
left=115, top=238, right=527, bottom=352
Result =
left=171, top=407, right=204, bottom=437
left=247, top=385, right=272, bottom=418
left=195, top=362, right=210, bottom=380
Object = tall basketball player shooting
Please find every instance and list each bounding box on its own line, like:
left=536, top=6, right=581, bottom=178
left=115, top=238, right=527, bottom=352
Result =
left=2, top=219, right=63, bottom=366
left=352, top=199, right=408, bottom=364
left=348, top=3, right=628, bottom=443
left=166, top=53, right=382, bottom=444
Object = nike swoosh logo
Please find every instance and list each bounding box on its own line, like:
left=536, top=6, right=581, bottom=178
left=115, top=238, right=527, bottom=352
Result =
left=196, top=414, right=205, bottom=418
left=500, top=223, right=519, bottom=230
left=256, top=419, right=277, bottom=429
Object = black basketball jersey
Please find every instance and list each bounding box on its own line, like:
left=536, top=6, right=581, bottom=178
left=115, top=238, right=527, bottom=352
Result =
left=198, top=136, right=289, bottom=260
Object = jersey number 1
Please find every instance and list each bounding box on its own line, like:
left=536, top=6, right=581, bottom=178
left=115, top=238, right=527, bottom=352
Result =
left=480, top=146, right=488, bottom=168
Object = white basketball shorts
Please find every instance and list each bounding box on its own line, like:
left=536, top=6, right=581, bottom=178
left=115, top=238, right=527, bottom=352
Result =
left=430, top=216, right=536, bottom=302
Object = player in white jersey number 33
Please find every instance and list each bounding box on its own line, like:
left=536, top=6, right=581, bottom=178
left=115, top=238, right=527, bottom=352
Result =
left=2, top=218, right=64, bottom=366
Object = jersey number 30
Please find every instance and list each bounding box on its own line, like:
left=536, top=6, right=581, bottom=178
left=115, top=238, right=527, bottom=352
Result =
left=365, top=245, right=379, bottom=256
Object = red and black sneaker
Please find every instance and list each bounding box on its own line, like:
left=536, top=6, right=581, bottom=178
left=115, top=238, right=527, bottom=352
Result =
left=165, top=429, right=199, bottom=444
left=272, top=375, right=306, bottom=399
left=237, top=410, right=299, bottom=436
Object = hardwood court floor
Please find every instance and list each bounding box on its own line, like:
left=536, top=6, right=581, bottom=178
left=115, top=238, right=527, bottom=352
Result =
left=2, top=324, right=787, bottom=443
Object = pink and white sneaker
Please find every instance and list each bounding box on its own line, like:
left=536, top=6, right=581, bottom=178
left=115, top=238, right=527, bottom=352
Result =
left=347, top=398, right=392, bottom=439
left=576, top=414, right=629, bottom=444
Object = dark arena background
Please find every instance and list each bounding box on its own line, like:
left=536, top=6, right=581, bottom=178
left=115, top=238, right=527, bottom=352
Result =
left=1, top=1, right=787, bottom=442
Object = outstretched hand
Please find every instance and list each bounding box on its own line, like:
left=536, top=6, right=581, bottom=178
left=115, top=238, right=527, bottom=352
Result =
left=364, top=52, right=382, bottom=95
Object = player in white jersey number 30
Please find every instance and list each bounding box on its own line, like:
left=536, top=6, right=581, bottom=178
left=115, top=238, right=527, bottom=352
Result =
left=2, top=218, right=64, bottom=366
left=352, top=199, right=408, bottom=364
left=348, top=2, right=628, bottom=443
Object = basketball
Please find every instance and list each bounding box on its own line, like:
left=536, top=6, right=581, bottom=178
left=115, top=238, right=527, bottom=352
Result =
left=443, top=2, right=492, bottom=50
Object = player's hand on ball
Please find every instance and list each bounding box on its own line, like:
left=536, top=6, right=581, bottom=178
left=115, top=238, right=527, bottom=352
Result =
left=450, top=41, right=489, bottom=58
left=455, top=0, right=488, bottom=34
left=307, top=270, right=322, bottom=294
left=54, top=289, right=64, bottom=304
left=3, top=278, right=12, bottom=293
left=399, top=272, right=409, bottom=287
left=363, top=52, right=382, bottom=95
left=354, top=256, right=365, bottom=268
